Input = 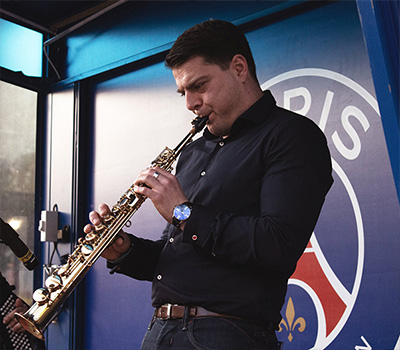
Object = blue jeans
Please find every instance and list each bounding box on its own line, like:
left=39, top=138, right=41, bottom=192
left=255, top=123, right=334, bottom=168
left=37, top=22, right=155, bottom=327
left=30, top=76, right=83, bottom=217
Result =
left=140, top=316, right=283, bottom=350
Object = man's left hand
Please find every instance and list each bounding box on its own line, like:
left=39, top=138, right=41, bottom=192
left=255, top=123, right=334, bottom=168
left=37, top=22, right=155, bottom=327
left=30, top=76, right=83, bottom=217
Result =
left=133, top=167, right=188, bottom=223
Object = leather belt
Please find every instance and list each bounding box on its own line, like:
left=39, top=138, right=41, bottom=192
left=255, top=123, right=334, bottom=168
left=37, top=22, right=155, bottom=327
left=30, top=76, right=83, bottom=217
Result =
left=155, top=304, right=228, bottom=320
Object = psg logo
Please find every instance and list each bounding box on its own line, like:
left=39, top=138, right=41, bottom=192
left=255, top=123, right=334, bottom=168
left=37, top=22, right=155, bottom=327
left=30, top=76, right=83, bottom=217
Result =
left=261, top=69, right=380, bottom=349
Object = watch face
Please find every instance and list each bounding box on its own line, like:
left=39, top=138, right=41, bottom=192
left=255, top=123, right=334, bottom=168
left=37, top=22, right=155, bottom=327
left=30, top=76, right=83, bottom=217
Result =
left=174, top=204, right=191, bottom=221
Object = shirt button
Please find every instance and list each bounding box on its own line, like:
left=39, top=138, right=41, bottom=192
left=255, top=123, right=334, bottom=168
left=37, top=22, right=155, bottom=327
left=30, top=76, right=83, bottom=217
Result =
left=200, top=171, right=206, bottom=176
left=211, top=252, right=216, bottom=257
left=219, top=141, right=224, bottom=147
left=192, top=235, right=198, bottom=241
left=169, top=237, right=174, bottom=243
left=157, top=274, right=162, bottom=280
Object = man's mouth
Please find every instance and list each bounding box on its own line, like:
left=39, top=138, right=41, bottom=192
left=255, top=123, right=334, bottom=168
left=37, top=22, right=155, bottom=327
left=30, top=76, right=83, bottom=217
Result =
left=203, top=113, right=211, bottom=123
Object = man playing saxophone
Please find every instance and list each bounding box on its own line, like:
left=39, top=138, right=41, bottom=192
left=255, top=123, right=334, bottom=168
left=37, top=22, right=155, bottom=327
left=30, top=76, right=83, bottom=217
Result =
left=85, top=20, right=333, bottom=350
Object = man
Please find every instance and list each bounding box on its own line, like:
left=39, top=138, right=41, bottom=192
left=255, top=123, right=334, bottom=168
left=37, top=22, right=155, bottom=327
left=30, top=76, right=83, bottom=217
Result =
left=85, top=20, right=333, bottom=349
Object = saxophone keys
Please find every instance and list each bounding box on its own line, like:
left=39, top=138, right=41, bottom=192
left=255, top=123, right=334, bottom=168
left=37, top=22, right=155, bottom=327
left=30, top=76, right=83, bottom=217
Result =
left=33, top=288, right=50, bottom=305
left=45, top=274, right=63, bottom=291
left=103, top=213, right=114, bottom=223
left=94, top=222, right=107, bottom=232
left=85, top=232, right=99, bottom=243
left=126, top=189, right=136, bottom=198
left=119, top=197, right=128, bottom=207
left=57, top=264, right=70, bottom=276
left=81, top=243, right=94, bottom=255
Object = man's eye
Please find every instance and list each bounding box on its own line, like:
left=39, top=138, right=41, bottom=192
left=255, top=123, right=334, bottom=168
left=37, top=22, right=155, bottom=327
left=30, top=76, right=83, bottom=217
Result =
left=194, top=82, right=205, bottom=90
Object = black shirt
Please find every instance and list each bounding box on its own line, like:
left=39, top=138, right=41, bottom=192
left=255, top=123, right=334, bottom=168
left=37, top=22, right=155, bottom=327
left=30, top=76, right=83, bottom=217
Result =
left=110, top=91, right=333, bottom=326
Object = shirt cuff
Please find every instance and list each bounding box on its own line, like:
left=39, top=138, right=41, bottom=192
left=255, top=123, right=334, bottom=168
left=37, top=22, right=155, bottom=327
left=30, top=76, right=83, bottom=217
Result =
left=107, top=236, right=135, bottom=273
left=182, top=203, right=219, bottom=250
left=107, top=244, right=133, bottom=265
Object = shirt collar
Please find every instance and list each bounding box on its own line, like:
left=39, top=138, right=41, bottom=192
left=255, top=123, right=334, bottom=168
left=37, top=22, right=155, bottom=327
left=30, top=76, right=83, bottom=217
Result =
left=203, top=90, right=276, bottom=141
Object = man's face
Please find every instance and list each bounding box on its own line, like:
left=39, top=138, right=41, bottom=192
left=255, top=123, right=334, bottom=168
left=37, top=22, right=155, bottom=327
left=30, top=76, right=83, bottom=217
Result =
left=172, top=56, right=245, bottom=137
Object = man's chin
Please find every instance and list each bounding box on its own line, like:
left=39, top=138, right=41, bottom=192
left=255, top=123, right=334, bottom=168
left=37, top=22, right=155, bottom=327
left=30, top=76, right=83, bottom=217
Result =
left=206, top=125, right=227, bottom=138
left=206, top=124, right=215, bottom=135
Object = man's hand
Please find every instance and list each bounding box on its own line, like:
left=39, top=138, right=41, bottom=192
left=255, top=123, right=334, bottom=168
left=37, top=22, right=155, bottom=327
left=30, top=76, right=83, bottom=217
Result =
left=83, top=203, right=131, bottom=261
left=133, top=167, right=188, bottom=223
left=3, top=298, right=28, bottom=333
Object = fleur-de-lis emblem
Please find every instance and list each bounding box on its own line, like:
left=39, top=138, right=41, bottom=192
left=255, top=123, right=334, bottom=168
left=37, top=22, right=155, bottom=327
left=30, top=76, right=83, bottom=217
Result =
left=278, top=297, right=306, bottom=342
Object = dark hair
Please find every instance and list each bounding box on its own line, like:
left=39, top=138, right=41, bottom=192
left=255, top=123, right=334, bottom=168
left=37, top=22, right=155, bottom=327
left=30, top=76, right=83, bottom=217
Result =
left=165, top=20, right=258, bottom=82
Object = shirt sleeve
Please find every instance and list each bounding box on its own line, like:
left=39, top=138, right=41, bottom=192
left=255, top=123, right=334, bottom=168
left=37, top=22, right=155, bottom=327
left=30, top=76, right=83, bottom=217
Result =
left=182, top=116, right=333, bottom=272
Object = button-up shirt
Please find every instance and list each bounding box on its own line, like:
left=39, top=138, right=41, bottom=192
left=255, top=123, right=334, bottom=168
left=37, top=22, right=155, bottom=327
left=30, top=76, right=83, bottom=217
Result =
left=110, top=91, right=333, bottom=326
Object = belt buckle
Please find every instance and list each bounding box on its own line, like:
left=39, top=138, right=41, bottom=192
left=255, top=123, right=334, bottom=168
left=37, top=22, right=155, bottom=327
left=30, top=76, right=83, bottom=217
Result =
left=166, top=304, right=173, bottom=319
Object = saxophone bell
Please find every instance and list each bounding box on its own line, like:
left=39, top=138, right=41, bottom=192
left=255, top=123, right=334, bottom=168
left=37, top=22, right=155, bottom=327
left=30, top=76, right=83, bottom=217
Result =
left=15, top=310, right=46, bottom=341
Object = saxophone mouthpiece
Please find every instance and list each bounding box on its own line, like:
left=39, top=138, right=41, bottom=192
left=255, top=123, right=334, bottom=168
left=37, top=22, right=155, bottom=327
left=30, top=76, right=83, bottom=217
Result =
left=191, top=115, right=209, bottom=134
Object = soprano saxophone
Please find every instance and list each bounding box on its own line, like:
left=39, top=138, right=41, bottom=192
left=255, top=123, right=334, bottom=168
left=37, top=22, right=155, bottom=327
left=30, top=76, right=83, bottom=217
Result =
left=15, top=115, right=208, bottom=340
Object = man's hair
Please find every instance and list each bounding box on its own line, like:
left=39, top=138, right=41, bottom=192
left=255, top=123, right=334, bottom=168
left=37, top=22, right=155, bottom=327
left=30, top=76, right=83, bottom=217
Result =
left=165, top=20, right=258, bottom=82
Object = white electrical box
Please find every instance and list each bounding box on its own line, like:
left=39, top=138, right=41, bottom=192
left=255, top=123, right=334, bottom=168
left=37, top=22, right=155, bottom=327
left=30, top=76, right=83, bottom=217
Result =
left=38, top=210, right=58, bottom=242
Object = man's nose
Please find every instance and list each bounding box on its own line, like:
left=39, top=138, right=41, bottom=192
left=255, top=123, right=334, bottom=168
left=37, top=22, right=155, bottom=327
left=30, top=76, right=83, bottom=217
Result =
left=186, top=92, right=201, bottom=112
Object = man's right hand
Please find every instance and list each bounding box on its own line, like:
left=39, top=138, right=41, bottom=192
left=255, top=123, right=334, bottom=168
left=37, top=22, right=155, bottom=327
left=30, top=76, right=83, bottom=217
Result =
left=83, top=203, right=131, bottom=261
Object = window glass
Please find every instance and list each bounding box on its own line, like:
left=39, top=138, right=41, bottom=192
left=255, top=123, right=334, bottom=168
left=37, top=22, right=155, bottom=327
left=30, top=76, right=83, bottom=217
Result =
left=0, top=19, right=43, bottom=77
left=0, top=80, right=37, bottom=303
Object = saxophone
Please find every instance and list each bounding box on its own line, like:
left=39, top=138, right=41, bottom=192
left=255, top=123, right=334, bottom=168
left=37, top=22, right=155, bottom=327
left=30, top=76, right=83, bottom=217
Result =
left=15, top=115, right=208, bottom=340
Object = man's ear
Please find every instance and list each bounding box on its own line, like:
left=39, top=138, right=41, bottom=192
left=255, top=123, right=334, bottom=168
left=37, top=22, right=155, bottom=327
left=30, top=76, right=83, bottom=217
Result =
left=230, top=54, right=249, bottom=82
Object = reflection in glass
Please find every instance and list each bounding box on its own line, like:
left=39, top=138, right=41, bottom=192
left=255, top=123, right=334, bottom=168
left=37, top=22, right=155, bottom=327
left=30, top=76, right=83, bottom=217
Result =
left=0, top=80, right=37, bottom=302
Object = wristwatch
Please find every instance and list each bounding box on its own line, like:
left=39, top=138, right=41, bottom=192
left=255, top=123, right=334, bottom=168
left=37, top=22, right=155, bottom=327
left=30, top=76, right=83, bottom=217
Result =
left=172, top=202, right=193, bottom=227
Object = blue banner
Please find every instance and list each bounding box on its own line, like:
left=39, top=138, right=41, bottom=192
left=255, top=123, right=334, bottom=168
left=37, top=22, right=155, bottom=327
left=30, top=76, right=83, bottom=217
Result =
left=249, top=2, right=400, bottom=349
